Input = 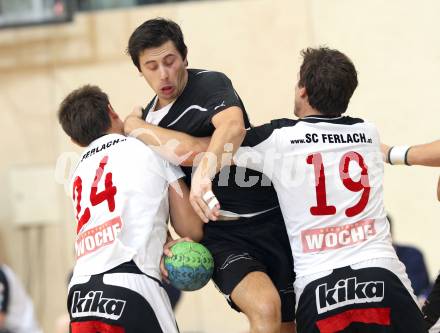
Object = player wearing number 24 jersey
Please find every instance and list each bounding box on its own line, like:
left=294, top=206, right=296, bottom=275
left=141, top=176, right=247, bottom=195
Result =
left=58, top=85, right=203, bottom=333
left=230, top=48, right=427, bottom=332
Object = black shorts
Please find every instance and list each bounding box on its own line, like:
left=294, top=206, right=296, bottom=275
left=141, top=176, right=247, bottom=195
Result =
left=201, top=207, right=296, bottom=322
left=68, top=262, right=179, bottom=333
left=423, top=273, right=440, bottom=331
left=296, top=265, right=426, bottom=333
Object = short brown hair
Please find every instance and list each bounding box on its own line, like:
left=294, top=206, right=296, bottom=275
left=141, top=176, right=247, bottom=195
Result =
left=58, top=85, right=111, bottom=146
left=299, top=47, right=358, bottom=116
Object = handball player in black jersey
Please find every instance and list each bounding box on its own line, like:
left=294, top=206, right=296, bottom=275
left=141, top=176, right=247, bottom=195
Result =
left=125, top=18, right=296, bottom=333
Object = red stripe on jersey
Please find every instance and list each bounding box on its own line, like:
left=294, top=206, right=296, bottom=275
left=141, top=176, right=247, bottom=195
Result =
left=316, top=307, right=391, bottom=333
left=71, top=320, right=125, bottom=333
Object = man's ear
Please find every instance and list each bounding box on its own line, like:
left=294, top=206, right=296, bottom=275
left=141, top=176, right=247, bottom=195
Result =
left=298, top=86, right=307, bottom=98
left=107, top=104, right=119, bottom=119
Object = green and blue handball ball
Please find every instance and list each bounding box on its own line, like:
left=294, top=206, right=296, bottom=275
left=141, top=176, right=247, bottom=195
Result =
left=164, top=241, right=214, bottom=291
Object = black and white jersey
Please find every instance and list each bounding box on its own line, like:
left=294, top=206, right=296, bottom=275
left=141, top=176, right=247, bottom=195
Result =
left=234, top=115, right=397, bottom=277
left=0, top=264, right=42, bottom=333
left=143, top=68, right=279, bottom=215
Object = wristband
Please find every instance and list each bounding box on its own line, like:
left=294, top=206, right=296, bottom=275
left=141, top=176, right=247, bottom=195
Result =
left=388, top=145, right=411, bottom=165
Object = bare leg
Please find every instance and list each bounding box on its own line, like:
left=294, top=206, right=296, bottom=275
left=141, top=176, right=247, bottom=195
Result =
left=231, top=271, right=282, bottom=333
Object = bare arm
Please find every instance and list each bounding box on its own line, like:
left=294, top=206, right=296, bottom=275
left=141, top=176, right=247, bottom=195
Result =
left=168, top=178, right=205, bottom=242
left=189, top=107, right=246, bottom=220
left=124, top=107, right=209, bottom=167
left=194, top=107, right=246, bottom=175
left=407, top=140, right=440, bottom=167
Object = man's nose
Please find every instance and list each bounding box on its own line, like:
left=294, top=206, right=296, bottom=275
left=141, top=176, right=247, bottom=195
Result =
left=159, top=65, right=169, bottom=81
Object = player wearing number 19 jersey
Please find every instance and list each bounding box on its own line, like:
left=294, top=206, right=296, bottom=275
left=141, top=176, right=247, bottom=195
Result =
left=58, top=85, right=203, bottom=333
left=233, top=48, right=426, bottom=332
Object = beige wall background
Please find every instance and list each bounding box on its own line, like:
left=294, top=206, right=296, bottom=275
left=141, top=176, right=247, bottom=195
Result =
left=0, top=0, right=438, bottom=332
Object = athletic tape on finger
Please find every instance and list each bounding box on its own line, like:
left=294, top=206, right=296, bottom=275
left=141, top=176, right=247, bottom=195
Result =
left=208, top=198, right=219, bottom=210
left=202, top=191, right=216, bottom=202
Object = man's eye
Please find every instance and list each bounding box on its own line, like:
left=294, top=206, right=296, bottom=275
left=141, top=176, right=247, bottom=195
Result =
left=164, top=57, right=175, bottom=66
left=146, top=64, right=158, bottom=71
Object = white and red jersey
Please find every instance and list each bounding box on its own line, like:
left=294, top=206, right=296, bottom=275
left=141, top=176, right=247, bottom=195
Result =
left=235, top=116, right=397, bottom=278
left=69, top=134, right=183, bottom=280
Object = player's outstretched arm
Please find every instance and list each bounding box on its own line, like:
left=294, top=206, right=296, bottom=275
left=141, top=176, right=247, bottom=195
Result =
left=169, top=178, right=218, bottom=240
left=189, top=107, right=245, bottom=217
left=124, top=106, right=209, bottom=167
left=382, top=140, right=440, bottom=166
left=407, top=140, right=440, bottom=167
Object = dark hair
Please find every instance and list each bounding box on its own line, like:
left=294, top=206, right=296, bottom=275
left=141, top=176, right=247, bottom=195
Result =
left=299, top=47, right=358, bottom=116
left=58, top=85, right=111, bottom=146
left=127, top=18, right=188, bottom=71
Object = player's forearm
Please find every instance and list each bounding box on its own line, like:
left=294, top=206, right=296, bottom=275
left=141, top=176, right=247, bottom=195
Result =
left=169, top=180, right=204, bottom=241
left=382, top=140, right=440, bottom=167
left=170, top=188, right=204, bottom=241
left=195, top=121, right=245, bottom=179
left=407, top=140, right=440, bottom=167
left=124, top=116, right=208, bottom=166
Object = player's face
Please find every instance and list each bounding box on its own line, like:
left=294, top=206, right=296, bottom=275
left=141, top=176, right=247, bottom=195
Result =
left=138, top=40, right=188, bottom=108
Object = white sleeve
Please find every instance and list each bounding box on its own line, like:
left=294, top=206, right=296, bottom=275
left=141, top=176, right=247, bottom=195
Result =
left=127, top=137, right=184, bottom=183
left=234, top=122, right=281, bottom=173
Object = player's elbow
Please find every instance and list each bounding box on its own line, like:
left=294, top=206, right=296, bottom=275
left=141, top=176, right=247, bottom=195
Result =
left=190, top=220, right=204, bottom=242
left=179, top=224, right=204, bottom=243
left=189, top=227, right=204, bottom=243
left=226, top=119, right=246, bottom=146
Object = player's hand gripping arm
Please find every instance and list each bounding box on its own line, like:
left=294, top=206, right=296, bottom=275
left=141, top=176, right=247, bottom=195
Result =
left=189, top=107, right=246, bottom=222
left=124, top=106, right=210, bottom=167
left=382, top=140, right=440, bottom=166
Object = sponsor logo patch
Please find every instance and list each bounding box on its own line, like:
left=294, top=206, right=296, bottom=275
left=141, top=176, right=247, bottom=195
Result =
left=316, top=277, right=384, bottom=314
left=75, top=216, right=123, bottom=258
left=301, top=219, right=376, bottom=253
left=71, top=290, right=126, bottom=320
